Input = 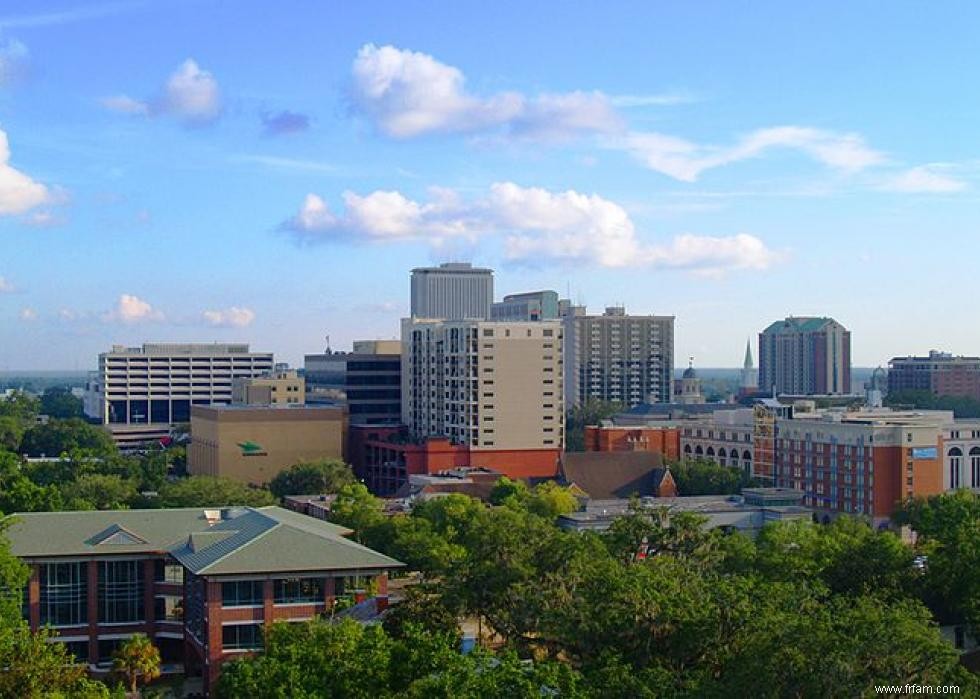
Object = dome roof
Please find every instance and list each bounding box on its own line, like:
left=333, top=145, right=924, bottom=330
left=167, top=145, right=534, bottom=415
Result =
left=682, top=366, right=697, bottom=379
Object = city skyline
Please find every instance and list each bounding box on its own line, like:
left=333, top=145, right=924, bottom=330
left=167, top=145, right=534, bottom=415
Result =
left=3, top=1, right=980, bottom=369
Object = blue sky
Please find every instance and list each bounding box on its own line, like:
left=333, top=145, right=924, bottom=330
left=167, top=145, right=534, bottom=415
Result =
left=1, top=1, right=978, bottom=370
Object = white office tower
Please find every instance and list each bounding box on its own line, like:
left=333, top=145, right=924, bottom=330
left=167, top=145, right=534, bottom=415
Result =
left=410, top=263, right=493, bottom=320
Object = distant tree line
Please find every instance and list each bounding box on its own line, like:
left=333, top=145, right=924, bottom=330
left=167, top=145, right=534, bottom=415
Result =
left=886, top=389, right=980, bottom=419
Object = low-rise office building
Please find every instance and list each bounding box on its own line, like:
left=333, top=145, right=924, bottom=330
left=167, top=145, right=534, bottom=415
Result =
left=188, top=404, right=346, bottom=485
left=231, top=369, right=305, bottom=406
left=8, top=506, right=402, bottom=694
left=305, top=341, right=402, bottom=425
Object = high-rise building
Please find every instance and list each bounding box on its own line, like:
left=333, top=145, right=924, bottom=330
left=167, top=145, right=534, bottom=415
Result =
left=491, top=290, right=560, bottom=322
left=402, top=318, right=564, bottom=450
left=410, top=262, right=493, bottom=319
left=84, top=343, right=274, bottom=448
left=888, top=351, right=980, bottom=401
left=563, top=305, right=674, bottom=408
left=304, top=341, right=402, bottom=425
left=758, top=317, right=851, bottom=396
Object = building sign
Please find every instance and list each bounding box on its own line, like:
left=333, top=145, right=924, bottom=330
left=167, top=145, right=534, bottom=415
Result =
left=237, top=441, right=268, bottom=457
left=911, top=447, right=937, bottom=459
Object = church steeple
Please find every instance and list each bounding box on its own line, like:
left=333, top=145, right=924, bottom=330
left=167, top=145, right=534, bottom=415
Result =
left=743, top=339, right=754, bottom=369
left=741, top=339, right=758, bottom=390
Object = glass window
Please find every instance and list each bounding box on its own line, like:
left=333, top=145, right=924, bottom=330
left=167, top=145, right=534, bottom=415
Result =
left=222, top=580, right=264, bottom=607
left=154, top=594, right=183, bottom=622
left=154, top=560, right=184, bottom=584
left=222, top=623, right=264, bottom=651
left=40, top=562, right=88, bottom=627
left=99, top=560, right=144, bottom=624
left=274, top=578, right=323, bottom=605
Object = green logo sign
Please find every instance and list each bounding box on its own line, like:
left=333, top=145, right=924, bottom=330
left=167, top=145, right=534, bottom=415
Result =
left=237, top=441, right=268, bottom=456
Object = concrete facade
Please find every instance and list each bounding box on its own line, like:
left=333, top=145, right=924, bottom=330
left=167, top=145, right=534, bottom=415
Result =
left=758, top=317, right=851, bottom=396
left=189, top=405, right=346, bottom=485
left=231, top=369, right=305, bottom=406
left=410, top=262, right=493, bottom=320
left=563, top=306, right=674, bottom=408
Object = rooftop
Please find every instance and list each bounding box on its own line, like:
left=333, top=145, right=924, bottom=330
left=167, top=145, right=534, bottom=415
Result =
left=8, top=506, right=402, bottom=576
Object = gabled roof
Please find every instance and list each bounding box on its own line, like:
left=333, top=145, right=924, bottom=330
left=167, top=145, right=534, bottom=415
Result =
left=559, top=452, right=669, bottom=499
left=8, top=506, right=402, bottom=577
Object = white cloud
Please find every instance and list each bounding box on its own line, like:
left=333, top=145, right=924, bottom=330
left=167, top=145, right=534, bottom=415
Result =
left=103, top=294, right=164, bottom=323
left=100, top=94, right=149, bottom=115
left=282, top=182, right=778, bottom=275
left=19, top=307, right=36, bottom=321
left=202, top=306, right=256, bottom=328
left=23, top=209, right=66, bottom=227
left=102, top=59, right=221, bottom=125
left=0, top=36, right=28, bottom=85
left=0, top=128, right=49, bottom=215
left=877, top=165, right=968, bottom=193
left=0, top=276, right=15, bottom=293
left=609, top=92, right=696, bottom=107
left=619, top=126, right=885, bottom=181
left=350, top=44, right=619, bottom=140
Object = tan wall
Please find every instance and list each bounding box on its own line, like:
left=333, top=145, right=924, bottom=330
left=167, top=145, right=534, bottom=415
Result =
left=189, top=407, right=346, bottom=485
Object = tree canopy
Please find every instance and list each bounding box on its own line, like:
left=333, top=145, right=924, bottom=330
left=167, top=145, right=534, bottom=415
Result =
left=157, top=475, right=277, bottom=508
left=268, top=458, right=356, bottom=498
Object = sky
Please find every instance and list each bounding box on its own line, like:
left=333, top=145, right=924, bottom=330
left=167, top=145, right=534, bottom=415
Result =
left=1, top=1, right=978, bottom=371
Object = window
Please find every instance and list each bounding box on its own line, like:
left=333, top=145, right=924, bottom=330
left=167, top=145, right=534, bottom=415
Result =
left=274, top=578, right=323, bottom=605
left=222, top=580, right=264, bottom=607
left=223, top=623, right=264, bottom=651
left=154, top=560, right=184, bottom=584
left=154, top=594, right=183, bottom=622
left=40, top=562, right=87, bottom=626
left=99, top=560, right=144, bottom=624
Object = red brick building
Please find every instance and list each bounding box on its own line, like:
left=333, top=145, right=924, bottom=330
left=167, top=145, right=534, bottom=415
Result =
left=583, top=425, right=681, bottom=460
left=349, top=425, right=560, bottom=495
left=9, top=506, right=402, bottom=694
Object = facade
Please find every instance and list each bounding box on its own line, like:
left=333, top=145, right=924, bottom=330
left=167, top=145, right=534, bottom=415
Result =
left=490, top=290, right=560, bottom=322
left=402, top=318, right=564, bottom=451
left=8, top=506, right=401, bottom=694
left=679, top=404, right=980, bottom=522
left=583, top=424, right=681, bottom=460
left=758, top=317, right=851, bottom=396
left=188, top=405, right=346, bottom=485
left=84, top=344, right=274, bottom=448
left=231, top=369, right=305, bottom=406
left=563, top=305, right=674, bottom=408
left=888, top=351, right=980, bottom=401
left=410, top=262, right=493, bottom=320
left=304, top=342, right=401, bottom=425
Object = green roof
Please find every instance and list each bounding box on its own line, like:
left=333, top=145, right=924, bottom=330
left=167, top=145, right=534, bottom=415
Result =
left=762, top=317, right=839, bottom=335
left=7, top=506, right=402, bottom=577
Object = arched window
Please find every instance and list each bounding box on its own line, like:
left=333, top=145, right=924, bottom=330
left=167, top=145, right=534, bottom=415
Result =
left=683, top=444, right=692, bottom=455
left=970, top=447, right=980, bottom=488
left=718, top=447, right=727, bottom=466
left=743, top=450, right=752, bottom=462
left=695, top=445, right=703, bottom=456
left=949, top=446, right=963, bottom=489
left=706, top=446, right=715, bottom=458
left=731, top=453, right=739, bottom=468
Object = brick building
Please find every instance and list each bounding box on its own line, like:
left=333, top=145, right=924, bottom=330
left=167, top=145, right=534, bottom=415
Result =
left=9, top=506, right=401, bottom=694
left=583, top=424, right=681, bottom=461
left=888, top=351, right=980, bottom=402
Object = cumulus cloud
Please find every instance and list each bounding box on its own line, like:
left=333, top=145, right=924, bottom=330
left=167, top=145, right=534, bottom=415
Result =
left=103, top=294, right=164, bottom=323
left=877, top=165, right=968, bottom=193
left=202, top=306, right=256, bottom=328
left=282, top=182, right=778, bottom=275
left=0, top=128, right=49, bottom=215
left=19, top=307, right=36, bottom=321
left=349, top=44, right=620, bottom=140
left=0, top=36, right=29, bottom=85
left=0, top=276, right=15, bottom=293
left=261, top=110, right=310, bottom=136
left=619, top=126, right=885, bottom=182
left=102, top=59, right=222, bottom=125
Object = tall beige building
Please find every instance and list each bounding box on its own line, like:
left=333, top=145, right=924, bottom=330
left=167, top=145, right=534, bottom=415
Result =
left=232, top=369, right=305, bottom=405
left=401, top=318, right=564, bottom=450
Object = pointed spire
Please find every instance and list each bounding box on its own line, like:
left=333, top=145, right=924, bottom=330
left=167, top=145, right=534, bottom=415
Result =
left=743, top=339, right=754, bottom=369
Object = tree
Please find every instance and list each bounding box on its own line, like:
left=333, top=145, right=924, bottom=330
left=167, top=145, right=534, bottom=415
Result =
left=0, top=450, right=62, bottom=513
left=268, top=458, right=356, bottom=498
left=327, top=483, right=385, bottom=543
left=565, top=399, right=623, bottom=452
left=20, top=418, right=117, bottom=458
left=40, top=387, right=83, bottom=419
left=669, top=458, right=753, bottom=496
left=0, top=390, right=40, bottom=423
left=61, top=474, right=139, bottom=510
left=489, top=476, right=529, bottom=508
left=0, top=416, right=25, bottom=452
left=157, top=476, right=276, bottom=508
left=113, top=633, right=161, bottom=694
left=527, top=481, right=579, bottom=519
left=382, top=587, right=461, bottom=644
